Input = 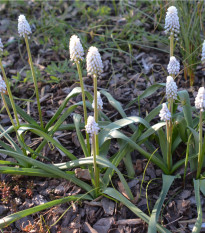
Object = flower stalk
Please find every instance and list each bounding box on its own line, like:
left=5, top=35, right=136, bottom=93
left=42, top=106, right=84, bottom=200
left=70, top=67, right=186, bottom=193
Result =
left=76, top=62, right=90, bottom=154
left=93, top=75, right=99, bottom=156
left=85, top=116, right=100, bottom=196
left=170, top=34, right=174, bottom=57
left=24, top=35, right=44, bottom=128
left=196, top=110, right=203, bottom=179
left=0, top=60, right=20, bottom=127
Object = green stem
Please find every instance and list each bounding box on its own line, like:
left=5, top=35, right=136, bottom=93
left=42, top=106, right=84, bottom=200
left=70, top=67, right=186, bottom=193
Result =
left=0, top=65, right=27, bottom=156
left=93, top=76, right=99, bottom=156
left=92, top=135, right=99, bottom=196
left=170, top=33, right=174, bottom=57
left=76, top=62, right=90, bottom=155
left=166, top=120, right=172, bottom=173
left=196, top=111, right=203, bottom=179
left=24, top=35, right=43, bottom=128
left=0, top=59, right=20, bottom=127
left=183, top=134, right=192, bottom=185
left=1, top=93, right=16, bottom=130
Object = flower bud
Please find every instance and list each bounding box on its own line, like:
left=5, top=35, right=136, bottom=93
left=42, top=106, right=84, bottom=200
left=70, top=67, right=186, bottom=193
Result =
left=18, top=15, right=32, bottom=38
left=0, top=39, right=3, bottom=55
left=166, top=76, right=177, bottom=100
left=195, top=87, right=205, bottom=112
left=159, top=103, right=171, bottom=121
left=86, top=46, right=103, bottom=77
left=85, top=116, right=100, bottom=136
left=167, top=56, right=180, bottom=75
left=164, top=6, right=180, bottom=39
left=92, top=91, right=103, bottom=110
left=0, top=75, right=6, bottom=94
left=69, top=35, right=84, bottom=63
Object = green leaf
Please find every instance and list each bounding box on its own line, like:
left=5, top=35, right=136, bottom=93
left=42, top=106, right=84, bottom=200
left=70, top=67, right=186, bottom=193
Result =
left=4, top=95, right=39, bottom=127
left=99, top=116, right=150, bottom=146
left=103, top=188, right=171, bottom=233
left=0, top=125, right=22, bottom=153
left=178, top=90, right=193, bottom=128
left=199, top=179, right=205, bottom=196
left=73, top=114, right=89, bottom=157
left=0, top=166, right=59, bottom=178
left=192, top=179, right=202, bottom=233
left=101, top=130, right=168, bottom=174
left=137, top=122, right=166, bottom=143
left=56, top=156, right=133, bottom=200
left=103, top=131, right=139, bottom=187
left=158, top=129, right=167, bottom=164
left=148, top=174, right=176, bottom=233
left=45, top=87, right=82, bottom=130
left=100, top=90, right=137, bottom=132
left=18, top=126, right=77, bottom=160
left=0, top=194, right=92, bottom=228
left=0, top=149, right=93, bottom=195
left=126, top=83, right=165, bottom=108
left=145, top=104, right=162, bottom=123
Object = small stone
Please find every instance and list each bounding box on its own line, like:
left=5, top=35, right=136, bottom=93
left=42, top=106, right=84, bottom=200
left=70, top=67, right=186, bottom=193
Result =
left=32, top=194, right=47, bottom=206
left=93, top=217, right=114, bottom=233
left=54, top=184, right=65, bottom=195
left=101, top=198, right=115, bottom=216
left=15, top=198, right=22, bottom=206
left=0, top=205, right=8, bottom=215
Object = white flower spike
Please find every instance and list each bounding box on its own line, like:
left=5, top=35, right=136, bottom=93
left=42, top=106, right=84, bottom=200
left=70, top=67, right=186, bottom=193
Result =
left=0, top=39, right=3, bottom=55
left=86, top=46, right=103, bottom=77
left=166, top=76, right=177, bottom=100
left=92, top=91, right=103, bottom=110
left=69, top=35, right=84, bottom=63
left=0, top=75, right=6, bottom=94
left=18, top=15, right=32, bottom=38
left=195, top=87, right=205, bottom=112
left=164, top=6, right=180, bottom=38
left=167, top=56, right=180, bottom=75
left=85, top=116, right=100, bottom=137
left=159, top=103, right=171, bottom=121
left=201, top=40, right=205, bottom=63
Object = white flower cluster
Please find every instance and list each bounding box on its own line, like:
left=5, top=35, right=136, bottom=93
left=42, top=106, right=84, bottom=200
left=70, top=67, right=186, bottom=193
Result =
left=195, top=87, right=205, bottom=112
left=159, top=103, right=171, bottom=121
left=0, top=75, right=6, bottom=94
left=18, top=15, right=32, bottom=38
left=92, top=91, right=103, bottom=110
left=69, top=35, right=84, bottom=63
left=85, top=116, right=100, bottom=136
left=0, top=39, right=3, bottom=55
left=86, top=46, right=103, bottom=77
left=201, top=40, right=205, bottom=63
left=166, top=76, right=177, bottom=100
left=164, top=6, right=180, bottom=39
left=167, top=56, right=180, bottom=75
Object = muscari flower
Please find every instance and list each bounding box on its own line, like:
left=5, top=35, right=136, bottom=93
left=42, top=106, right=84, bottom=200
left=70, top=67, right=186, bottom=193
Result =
left=195, top=87, right=205, bottom=112
left=166, top=76, right=177, bottom=100
left=0, top=39, right=3, bottom=55
left=92, top=91, right=103, bottom=110
left=167, top=56, right=180, bottom=76
left=18, top=14, right=32, bottom=38
left=85, top=116, right=100, bottom=137
left=164, top=6, right=180, bottom=39
left=201, top=40, right=205, bottom=63
left=0, top=75, right=6, bottom=94
left=159, top=103, right=171, bottom=121
left=69, top=35, right=84, bottom=63
left=86, top=46, right=103, bottom=77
